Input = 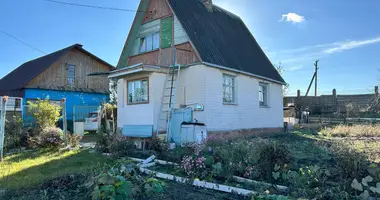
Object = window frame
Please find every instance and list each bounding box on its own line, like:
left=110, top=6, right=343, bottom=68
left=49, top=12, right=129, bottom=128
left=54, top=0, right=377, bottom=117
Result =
left=222, top=74, right=237, bottom=104
left=67, top=64, right=75, bottom=87
left=126, top=77, right=149, bottom=105
left=139, top=32, right=160, bottom=54
left=259, top=82, right=269, bottom=107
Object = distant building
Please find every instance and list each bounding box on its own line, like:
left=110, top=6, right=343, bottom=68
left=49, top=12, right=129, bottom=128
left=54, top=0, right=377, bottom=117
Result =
left=0, top=44, right=114, bottom=128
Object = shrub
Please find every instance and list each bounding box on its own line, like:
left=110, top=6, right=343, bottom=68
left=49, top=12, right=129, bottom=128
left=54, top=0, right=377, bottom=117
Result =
left=255, top=141, right=292, bottom=182
left=331, top=144, right=368, bottom=181
left=151, top=136, right=168, bottom=155
left=28, top=98, right=61, bottom=129
left=109, top=135, right=136, bottom=158
left=28, top=127, right=64, bottom=149
left=4, top=116, right=27, bottom=151
left=95, top=131, right=115, bottom=153
left=67, top=133, right=82, bottom=147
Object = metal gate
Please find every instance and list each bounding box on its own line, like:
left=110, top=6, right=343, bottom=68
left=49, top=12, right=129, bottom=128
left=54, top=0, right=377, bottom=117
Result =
left=73, top=105, right=100, bottom=135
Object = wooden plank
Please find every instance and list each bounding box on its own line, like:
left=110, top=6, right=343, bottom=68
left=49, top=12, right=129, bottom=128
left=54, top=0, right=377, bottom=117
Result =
left=25, top=49, right=110, bottom=92
left=143, top=0, right=172, bottom=23
left=161, top=17, right=173, bottom=49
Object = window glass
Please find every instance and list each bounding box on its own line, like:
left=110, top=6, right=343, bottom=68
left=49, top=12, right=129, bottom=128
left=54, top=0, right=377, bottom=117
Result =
left=128, top=79, right=149, bottom=104
left=67, top=64, right=75, bottom=87
left=223, top=74, right=235, bottom=103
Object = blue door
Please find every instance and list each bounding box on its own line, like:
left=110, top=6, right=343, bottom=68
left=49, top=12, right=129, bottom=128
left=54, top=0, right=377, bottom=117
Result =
left=170, top=108, right=192, bottom=144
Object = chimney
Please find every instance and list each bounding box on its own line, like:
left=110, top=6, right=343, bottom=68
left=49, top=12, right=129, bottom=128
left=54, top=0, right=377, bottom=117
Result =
left=201, top=0, right=213, bottom=11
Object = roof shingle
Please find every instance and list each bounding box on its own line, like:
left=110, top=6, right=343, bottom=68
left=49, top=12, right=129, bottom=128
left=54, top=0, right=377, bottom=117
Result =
left=168, top=0, right=285, bottom=84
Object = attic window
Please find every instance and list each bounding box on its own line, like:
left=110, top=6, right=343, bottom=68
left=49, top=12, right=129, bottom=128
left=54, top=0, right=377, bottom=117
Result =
left=67, top=64, right=75, bottom=87
left=139, top=32, right=160, bottom=53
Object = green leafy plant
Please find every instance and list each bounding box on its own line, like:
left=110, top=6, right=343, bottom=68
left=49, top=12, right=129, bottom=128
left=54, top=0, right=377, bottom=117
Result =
left=4, top=116, right=26, bottom=151
left=28, top=98, right=61, bottom=129
left=92, top=162, right=165, bottom=200
left=144, top=178, right=166, bottom=195
left=67, top=133, right=82, bottom=147
left=351, top=175, right=380, bottom=199
left=28, top=126, right=64, bottom=149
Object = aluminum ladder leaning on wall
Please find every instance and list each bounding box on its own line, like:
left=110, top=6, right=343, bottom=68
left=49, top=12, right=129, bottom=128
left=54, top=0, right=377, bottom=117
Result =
left=156, top=64, right=181, bottom=142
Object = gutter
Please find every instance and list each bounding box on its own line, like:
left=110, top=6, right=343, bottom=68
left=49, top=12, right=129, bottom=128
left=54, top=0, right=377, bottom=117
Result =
left=202, top=62, right=287, bottom=85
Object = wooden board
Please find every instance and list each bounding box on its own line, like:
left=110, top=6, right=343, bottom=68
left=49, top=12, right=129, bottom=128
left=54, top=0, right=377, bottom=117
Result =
left=143, top=0, right=172, bottom=23
left=26, top=49, right=111, bottom=92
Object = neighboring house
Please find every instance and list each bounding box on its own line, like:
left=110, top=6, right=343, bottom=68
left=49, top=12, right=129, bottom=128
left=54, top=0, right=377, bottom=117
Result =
left=110, top=0, right=286, bottom=133
left=0, top=44, right=114, bottom=128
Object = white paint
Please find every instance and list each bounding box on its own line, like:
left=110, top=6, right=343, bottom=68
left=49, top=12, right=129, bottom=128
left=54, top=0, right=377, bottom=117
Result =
left=116, top=65, right=283, bottom=131
left=117, top=72, right=166, bottom=129
left=177, top=65, right=283, bottom=131
left=174, top=16, right=189, bottom=45
left=232, top=176, right=288, bottom=191
left=140, top=167, right=256, bottom=196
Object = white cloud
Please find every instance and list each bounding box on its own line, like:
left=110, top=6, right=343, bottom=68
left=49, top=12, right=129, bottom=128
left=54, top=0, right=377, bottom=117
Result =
left=287, top=65, right=303, bottom=71
left=269, top=36, right=380, bottom=64
left=280, top=13, right=305, bottom=23
left=323, top=37, right=380, bottom=54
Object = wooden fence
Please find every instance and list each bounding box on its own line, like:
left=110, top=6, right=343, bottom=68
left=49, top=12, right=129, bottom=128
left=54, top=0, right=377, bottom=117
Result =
left=284, top=86, right=379, bottom=117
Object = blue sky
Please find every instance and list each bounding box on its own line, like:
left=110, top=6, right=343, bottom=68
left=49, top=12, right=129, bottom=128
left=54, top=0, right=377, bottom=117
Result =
left=1, top=0, right=380, bottom=96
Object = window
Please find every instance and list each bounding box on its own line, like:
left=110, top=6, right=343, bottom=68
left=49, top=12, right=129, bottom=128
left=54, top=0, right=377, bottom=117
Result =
left=127, top=78, right=149, bottom=104
left=223, top=74, right=236, bottom=104
left=259, top=83, right=269, bottom=107
left=67, top=64, right=75, bottom=87
left=139, top=32, right=160, bottom=53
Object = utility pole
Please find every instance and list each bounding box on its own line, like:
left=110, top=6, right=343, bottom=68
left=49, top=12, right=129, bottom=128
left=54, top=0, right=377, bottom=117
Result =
left=314, top=60, right=319, bottom=96
left=305, top=60, right=319, bottom=96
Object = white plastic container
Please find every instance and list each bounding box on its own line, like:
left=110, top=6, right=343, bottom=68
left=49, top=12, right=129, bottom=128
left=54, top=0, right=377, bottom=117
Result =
left=180, top=123, right=207, bottom=144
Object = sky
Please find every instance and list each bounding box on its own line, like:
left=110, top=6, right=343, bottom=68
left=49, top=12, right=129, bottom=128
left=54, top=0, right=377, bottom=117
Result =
left=1, top=0, right=380, bottom=96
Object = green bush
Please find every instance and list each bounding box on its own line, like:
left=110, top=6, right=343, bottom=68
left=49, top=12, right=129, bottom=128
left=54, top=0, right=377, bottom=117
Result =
left=4, top=116, right=27, bottom=151
left=28, top=98, right=61, bottom=129
left=255, top=141, right=292, bottom=182
left=28, top=127, right=64, bottom=149
left=109, top=135, right=136, bottom=158
left=151, top=136, right=168, bottom=155
left=67, top=133, right=82, bottom=147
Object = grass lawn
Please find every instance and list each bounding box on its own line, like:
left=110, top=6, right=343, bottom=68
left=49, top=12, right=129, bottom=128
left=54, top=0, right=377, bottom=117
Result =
left=0, top=149, right=113, bottom=189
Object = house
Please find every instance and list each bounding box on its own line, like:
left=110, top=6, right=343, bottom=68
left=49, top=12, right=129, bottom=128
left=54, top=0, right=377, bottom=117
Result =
left=109, top=0, right=286, bottom=135
left=0, top=44, right=114, bottom=129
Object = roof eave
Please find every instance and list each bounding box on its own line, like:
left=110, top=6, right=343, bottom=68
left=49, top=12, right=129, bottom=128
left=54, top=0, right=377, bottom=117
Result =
left=202, top=62, right=287, bottom=85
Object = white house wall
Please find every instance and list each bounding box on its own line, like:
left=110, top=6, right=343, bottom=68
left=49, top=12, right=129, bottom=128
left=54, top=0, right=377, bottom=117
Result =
left=178, top=65, right=283, bottom=131
left=117, top=72, right=164, bottom=128
left=117, top=65, right=283, bottom=131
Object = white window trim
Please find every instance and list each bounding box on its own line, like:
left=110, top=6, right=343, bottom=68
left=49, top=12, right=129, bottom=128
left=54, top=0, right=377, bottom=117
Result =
left=259, top=82, right=270, bottom=108
left=222, top=74, right=237, bottom=105
left=139, top=32, right=160, bottom=54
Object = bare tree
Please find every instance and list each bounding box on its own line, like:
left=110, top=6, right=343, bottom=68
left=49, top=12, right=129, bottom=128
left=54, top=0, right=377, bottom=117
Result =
left=275, top=62, right=290, bottom=96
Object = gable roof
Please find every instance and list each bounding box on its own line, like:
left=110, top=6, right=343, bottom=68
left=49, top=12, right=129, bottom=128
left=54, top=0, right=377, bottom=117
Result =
left=0, top=44, right=114, bottom=92
left=168, top=0, right=285, bottom=84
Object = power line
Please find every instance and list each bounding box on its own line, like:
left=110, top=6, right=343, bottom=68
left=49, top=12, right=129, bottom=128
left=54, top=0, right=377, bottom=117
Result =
left=42, top=0, right=147, bottom=12
left=0, top=29, right=46, bottom=54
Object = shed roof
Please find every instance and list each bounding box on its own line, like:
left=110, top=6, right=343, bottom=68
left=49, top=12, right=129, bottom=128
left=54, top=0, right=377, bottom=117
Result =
left=0, top=44, right=114, bottom=92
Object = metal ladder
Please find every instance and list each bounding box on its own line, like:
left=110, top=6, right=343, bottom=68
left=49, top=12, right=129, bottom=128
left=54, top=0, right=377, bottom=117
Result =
left=156, top=64, right=181, bottom=142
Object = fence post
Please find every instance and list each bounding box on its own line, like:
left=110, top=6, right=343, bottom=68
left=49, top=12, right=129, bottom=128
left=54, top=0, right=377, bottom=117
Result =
left=61, top=98, right=67, bottom=146
left=0, top=96, right=8, bottom=161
